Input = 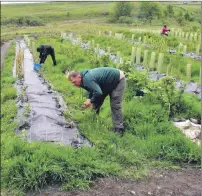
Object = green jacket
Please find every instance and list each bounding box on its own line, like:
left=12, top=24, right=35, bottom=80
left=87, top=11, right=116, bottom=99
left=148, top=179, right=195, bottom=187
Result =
left=80, top=67, right=120, bottom=109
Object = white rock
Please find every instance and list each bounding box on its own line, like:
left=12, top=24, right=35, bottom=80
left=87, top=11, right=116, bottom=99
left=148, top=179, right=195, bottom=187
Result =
left=173, top=120, right=201, bottom=140
left=128, top=190, right=136, bottom=195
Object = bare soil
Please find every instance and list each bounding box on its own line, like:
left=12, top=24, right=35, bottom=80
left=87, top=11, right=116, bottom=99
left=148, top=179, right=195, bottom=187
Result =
left=28, top=167, right=201, bottom=196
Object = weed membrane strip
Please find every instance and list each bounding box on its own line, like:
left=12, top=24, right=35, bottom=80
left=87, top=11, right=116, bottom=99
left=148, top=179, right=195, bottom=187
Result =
left=15, top=40, right=91, bottom=147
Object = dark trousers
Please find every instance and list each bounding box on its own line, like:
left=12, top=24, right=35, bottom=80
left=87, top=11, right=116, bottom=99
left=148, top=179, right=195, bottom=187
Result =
left=109, top=77, right=126, bottom=129
left=161, top=33, right=168, bottom=36
left=40, top=48, right=56, bottom=65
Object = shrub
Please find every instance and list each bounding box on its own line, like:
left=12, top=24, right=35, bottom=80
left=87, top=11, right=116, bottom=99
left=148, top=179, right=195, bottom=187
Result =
left=180, top=93, right=200, bottom=119
left=114, top=2, right=133, bottom=19
left=107, top=17, right=118, bottom=23
left=138, top=2, right=162, bottom=24
left=118, top=16, right=133, bottom=24
left=126, top=69, right=148, bottom=98
left=1, top=16, right=44, bottom=26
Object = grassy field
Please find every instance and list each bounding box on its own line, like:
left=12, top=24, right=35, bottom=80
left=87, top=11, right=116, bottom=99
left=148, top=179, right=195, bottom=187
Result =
left=1, top=2, right=114, bottom=22
left=1, top=2, right=201, bottom=195
left=1, top=1, right=201, bottom=38
left=2, top=2, right=200, bottom=20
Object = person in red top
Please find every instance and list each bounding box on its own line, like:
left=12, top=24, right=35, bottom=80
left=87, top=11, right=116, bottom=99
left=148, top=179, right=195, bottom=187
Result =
left=161, top=25, right=170, bottom=36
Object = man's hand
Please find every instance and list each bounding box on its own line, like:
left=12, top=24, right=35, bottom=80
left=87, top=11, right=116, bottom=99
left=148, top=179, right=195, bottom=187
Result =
left=93, top=107, right=100, bottom=114
left=84, top=99, right=91, bottom=108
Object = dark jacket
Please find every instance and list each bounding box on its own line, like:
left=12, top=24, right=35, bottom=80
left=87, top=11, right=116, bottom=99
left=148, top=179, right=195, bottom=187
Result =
left=80, top=67, right=120, bottom=109
left=37, top=45, right=53, bottom=58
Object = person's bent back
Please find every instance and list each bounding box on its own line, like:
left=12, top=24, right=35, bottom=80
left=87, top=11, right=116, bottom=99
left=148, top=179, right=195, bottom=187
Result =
left=66, top=67, right=126, bottom=136
left=37, top=45, right=57, bottom=66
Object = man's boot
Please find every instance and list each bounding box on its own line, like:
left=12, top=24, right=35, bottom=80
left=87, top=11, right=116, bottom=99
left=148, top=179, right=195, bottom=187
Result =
left=114, top=128, right=125, bottom=137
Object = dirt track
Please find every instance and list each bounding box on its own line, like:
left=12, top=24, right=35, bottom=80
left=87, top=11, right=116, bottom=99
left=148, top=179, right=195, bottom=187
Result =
left=28, top=167, right=201, bottom=196
left=1, top=40, right=12, bottom=69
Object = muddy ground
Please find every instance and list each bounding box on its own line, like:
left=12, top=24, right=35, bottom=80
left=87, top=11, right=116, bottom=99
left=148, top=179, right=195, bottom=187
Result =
left=28, top=167, right=201, bottom=196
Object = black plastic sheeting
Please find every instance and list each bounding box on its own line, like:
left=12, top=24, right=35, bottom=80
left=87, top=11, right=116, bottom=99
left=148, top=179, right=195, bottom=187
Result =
left=14, top=40, right=91, bottom=147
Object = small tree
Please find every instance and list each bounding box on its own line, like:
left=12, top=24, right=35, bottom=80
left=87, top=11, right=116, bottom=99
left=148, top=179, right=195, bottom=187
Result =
left=184, top=11, right=194, bottom=22
left=167, top=4, right=174, bottom=17
left=163, top=9, right=169, bottom=17
left=176, top=11, right=186, bottom=26
left=114, top=2, right=133, bottom=19
left=176, top=16, right=186, bottom=26
left=184, top=12, right=190, bottom=21
left=138, top=2, right=162, bottom=24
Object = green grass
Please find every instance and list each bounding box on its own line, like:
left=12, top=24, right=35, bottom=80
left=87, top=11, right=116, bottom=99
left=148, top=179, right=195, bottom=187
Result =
left=1, top=41, right=123, bottom=195
left=1, top=2, right=201, bottom=195
left=2, top=2, right=200, bottom=22
left=1, top=2, right=200, bottom=40
left=35, top=36, right=201, bottom=164
left=1, top=31, right=201, bottom=196
left=1, top=2, right=114, bottom=22
left=80, top=33, right=200, bottom=83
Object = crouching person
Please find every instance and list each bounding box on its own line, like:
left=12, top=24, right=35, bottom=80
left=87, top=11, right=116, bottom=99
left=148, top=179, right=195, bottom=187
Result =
left=37, top=45, right=57, bottom=66
left=66, top=67, right=126, bottom=136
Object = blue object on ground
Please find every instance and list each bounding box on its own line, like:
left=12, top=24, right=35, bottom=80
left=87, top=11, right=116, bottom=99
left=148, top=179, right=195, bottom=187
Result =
left=33, top=63, right=41, bottom=71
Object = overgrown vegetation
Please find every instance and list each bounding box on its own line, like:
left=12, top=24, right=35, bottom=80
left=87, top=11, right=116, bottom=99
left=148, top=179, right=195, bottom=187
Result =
left=1, top=34, right=200, bottom=195
left=1, top=2, right=201, bottom=195
left=81, top=33, right=200, bottom=83
left=1, top=16, right=44, bottom=26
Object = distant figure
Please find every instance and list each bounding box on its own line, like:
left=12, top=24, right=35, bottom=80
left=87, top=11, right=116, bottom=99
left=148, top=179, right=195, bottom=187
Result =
left=161, top=25, right=170, bottom=36
left=37, top=45, right=56, bottom=66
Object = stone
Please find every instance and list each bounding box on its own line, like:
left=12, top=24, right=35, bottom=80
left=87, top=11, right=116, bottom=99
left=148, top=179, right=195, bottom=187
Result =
left=173, top=120, right=201, bottom=140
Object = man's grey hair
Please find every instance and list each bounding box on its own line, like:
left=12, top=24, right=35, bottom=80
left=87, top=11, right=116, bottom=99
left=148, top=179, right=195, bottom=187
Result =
left=65, top=70, right=80, bottom=80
